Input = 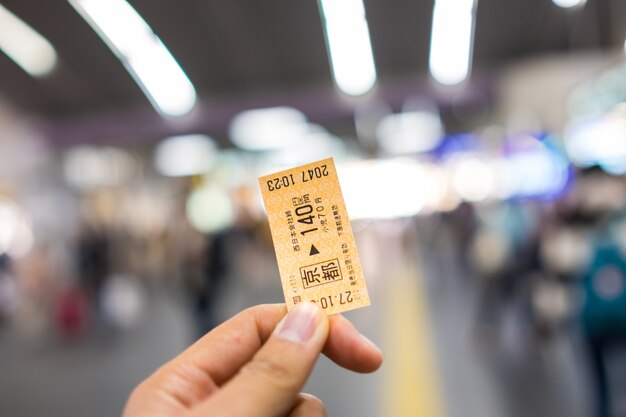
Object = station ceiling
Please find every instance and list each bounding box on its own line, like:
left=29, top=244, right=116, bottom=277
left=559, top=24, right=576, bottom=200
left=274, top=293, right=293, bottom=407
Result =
left=0, top=0, right=624, bottom=143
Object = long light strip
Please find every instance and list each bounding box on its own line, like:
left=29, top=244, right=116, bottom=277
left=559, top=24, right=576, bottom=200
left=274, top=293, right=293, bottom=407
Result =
left=319, top=0, right=377, bottom=96
left=0, top=4, right=57, bottom=76
left=68, top=0, right=197, bottom=117
left=429, top=0, right=476, bottom=86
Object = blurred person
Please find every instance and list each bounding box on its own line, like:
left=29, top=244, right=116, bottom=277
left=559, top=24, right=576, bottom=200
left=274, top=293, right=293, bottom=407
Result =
left=189, top=229, right=229, bottom=336
left=0, top=253, right=17, bottom=325
left=76, top=222, right=111, bottom=304
left=100, top=273, right=147, bottom=330
left=144, top=206, right=205, bottom=288
left=14, top=243, right=65, bottom=342
left=123, top=302, right=383, bottom=417
left=55, top=284, right=89, bottom=340
left=581, top=238, right=626, bottom=417
left=535, top=217, right=590, bottom=340
left=444, top=202, right=478, bottom=269
left=192, top=191, right=278, bottom=336
left=556, top=168, right=626, bottom=417
left=470, top=202, right=540, bottom=353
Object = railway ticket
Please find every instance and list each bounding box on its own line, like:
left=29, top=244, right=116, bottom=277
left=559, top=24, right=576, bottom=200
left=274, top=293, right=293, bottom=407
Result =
left=259, top=157, right=370, bottom=315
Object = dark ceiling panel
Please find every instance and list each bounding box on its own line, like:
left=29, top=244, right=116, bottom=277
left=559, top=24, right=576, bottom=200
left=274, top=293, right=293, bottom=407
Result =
left=0, top=0, right=624, bottom=128
left=242, top=0, right=332, bottom=88
left=0, top=51, right=53, bottom=111
left=1, top=0, right=150, bottom=116
left=474, top=0, right=560, bottom=66
left=365, top=0, right=434, bottom=80
left=474, top=0, right=612, bottom=68
left=130, top=0, right=332, bottom=96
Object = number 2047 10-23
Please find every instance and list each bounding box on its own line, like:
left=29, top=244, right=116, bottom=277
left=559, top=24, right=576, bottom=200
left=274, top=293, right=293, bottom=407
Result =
left=266, top=165, right=328, bottom=192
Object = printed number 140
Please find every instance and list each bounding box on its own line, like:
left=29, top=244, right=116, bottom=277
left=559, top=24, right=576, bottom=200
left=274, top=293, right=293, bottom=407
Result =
left=296, top=204, right=317, bottom=236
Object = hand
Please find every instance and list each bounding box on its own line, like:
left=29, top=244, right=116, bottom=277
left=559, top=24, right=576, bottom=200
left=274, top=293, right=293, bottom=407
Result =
left=123, top=302, right=383, bottom=417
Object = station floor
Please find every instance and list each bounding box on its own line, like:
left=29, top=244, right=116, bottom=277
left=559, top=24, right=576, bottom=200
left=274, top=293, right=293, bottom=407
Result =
left=0, top=224, right=595, bottom=417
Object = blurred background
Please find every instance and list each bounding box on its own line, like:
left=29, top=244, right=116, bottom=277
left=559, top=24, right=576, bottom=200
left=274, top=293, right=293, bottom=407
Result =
left=1, top=0, right=626, bottom=416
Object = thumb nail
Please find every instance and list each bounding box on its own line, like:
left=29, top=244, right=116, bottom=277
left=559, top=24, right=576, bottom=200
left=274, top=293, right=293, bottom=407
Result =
left=275, top=302, right=321, bottom=344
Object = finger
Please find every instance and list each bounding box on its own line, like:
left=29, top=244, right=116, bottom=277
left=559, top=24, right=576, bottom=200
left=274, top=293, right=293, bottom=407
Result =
left=188, top=302, right=329, bottom=417
left=135, top=304, right=383, bottom=414
left=126, top=305, right=287, bottom=417
left=288, top=394, right=327, bottom=417
left=168, top=304, right=287, bottom=385
left=324, top=314, right=383, bottom=373
left=155, top=304, right=381, bottom=388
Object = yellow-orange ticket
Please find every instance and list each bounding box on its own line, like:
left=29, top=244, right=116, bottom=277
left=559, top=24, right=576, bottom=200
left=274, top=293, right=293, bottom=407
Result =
left=259, top=157, right=370, bottom=315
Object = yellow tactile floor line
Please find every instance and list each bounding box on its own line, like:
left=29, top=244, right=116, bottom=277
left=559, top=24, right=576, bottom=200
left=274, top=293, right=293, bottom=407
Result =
left=383, top=262, right=446, bottom=417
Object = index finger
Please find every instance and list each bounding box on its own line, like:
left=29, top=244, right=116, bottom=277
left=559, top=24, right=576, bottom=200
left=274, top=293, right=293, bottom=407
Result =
left=126, top=304, right=382, bottom=416
left=176, top=304, right=382, bottom=385
left=139, top=304, right=382, bottom=406
left=125, top=305, right=287, bottom=417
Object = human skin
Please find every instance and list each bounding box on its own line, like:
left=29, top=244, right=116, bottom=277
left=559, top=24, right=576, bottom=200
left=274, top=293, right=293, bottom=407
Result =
left=123, top=302, right=383, bottom=417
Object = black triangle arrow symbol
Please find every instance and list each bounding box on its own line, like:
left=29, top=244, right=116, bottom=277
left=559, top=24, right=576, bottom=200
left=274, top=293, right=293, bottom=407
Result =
left=309, top=244, right=320, bottom=256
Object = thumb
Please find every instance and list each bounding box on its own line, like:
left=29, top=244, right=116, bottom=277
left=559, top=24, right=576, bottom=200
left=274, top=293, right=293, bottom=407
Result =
left=188, top=302, right=329, bottom=417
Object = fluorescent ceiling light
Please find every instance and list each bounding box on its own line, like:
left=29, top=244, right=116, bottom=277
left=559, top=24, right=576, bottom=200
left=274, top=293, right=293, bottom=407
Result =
left=0, top=4, right=57, bottom=76
left=429, top=0, right=476, bottom=86
left=552, top=0, right=587, bottom=8
left=229, top=107, right=310, bottom=151
left=319, top=0, right=377, bottom=96
left=338, top=159, right=427, bottom=219
left=376, top=110, right=443, bottom=154
left=63, top=146, right=136, bottom=189
left=69, top=0, right=197, bottom=117
left=154, top=134, right=217, bottom=177
left=451, top=156, right=494, bottom=202
left=263, top=129, right=348, bottom=168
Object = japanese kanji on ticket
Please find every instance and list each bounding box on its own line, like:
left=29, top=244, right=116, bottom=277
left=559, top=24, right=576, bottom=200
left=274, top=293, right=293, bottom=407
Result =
left=258, top=157, right=370, bottom=315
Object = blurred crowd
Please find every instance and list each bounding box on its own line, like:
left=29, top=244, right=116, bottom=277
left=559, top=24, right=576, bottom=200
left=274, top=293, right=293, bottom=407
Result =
left=1, top=147, right=626, bottom=415
left=1, top=65, right=626, bottom=417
